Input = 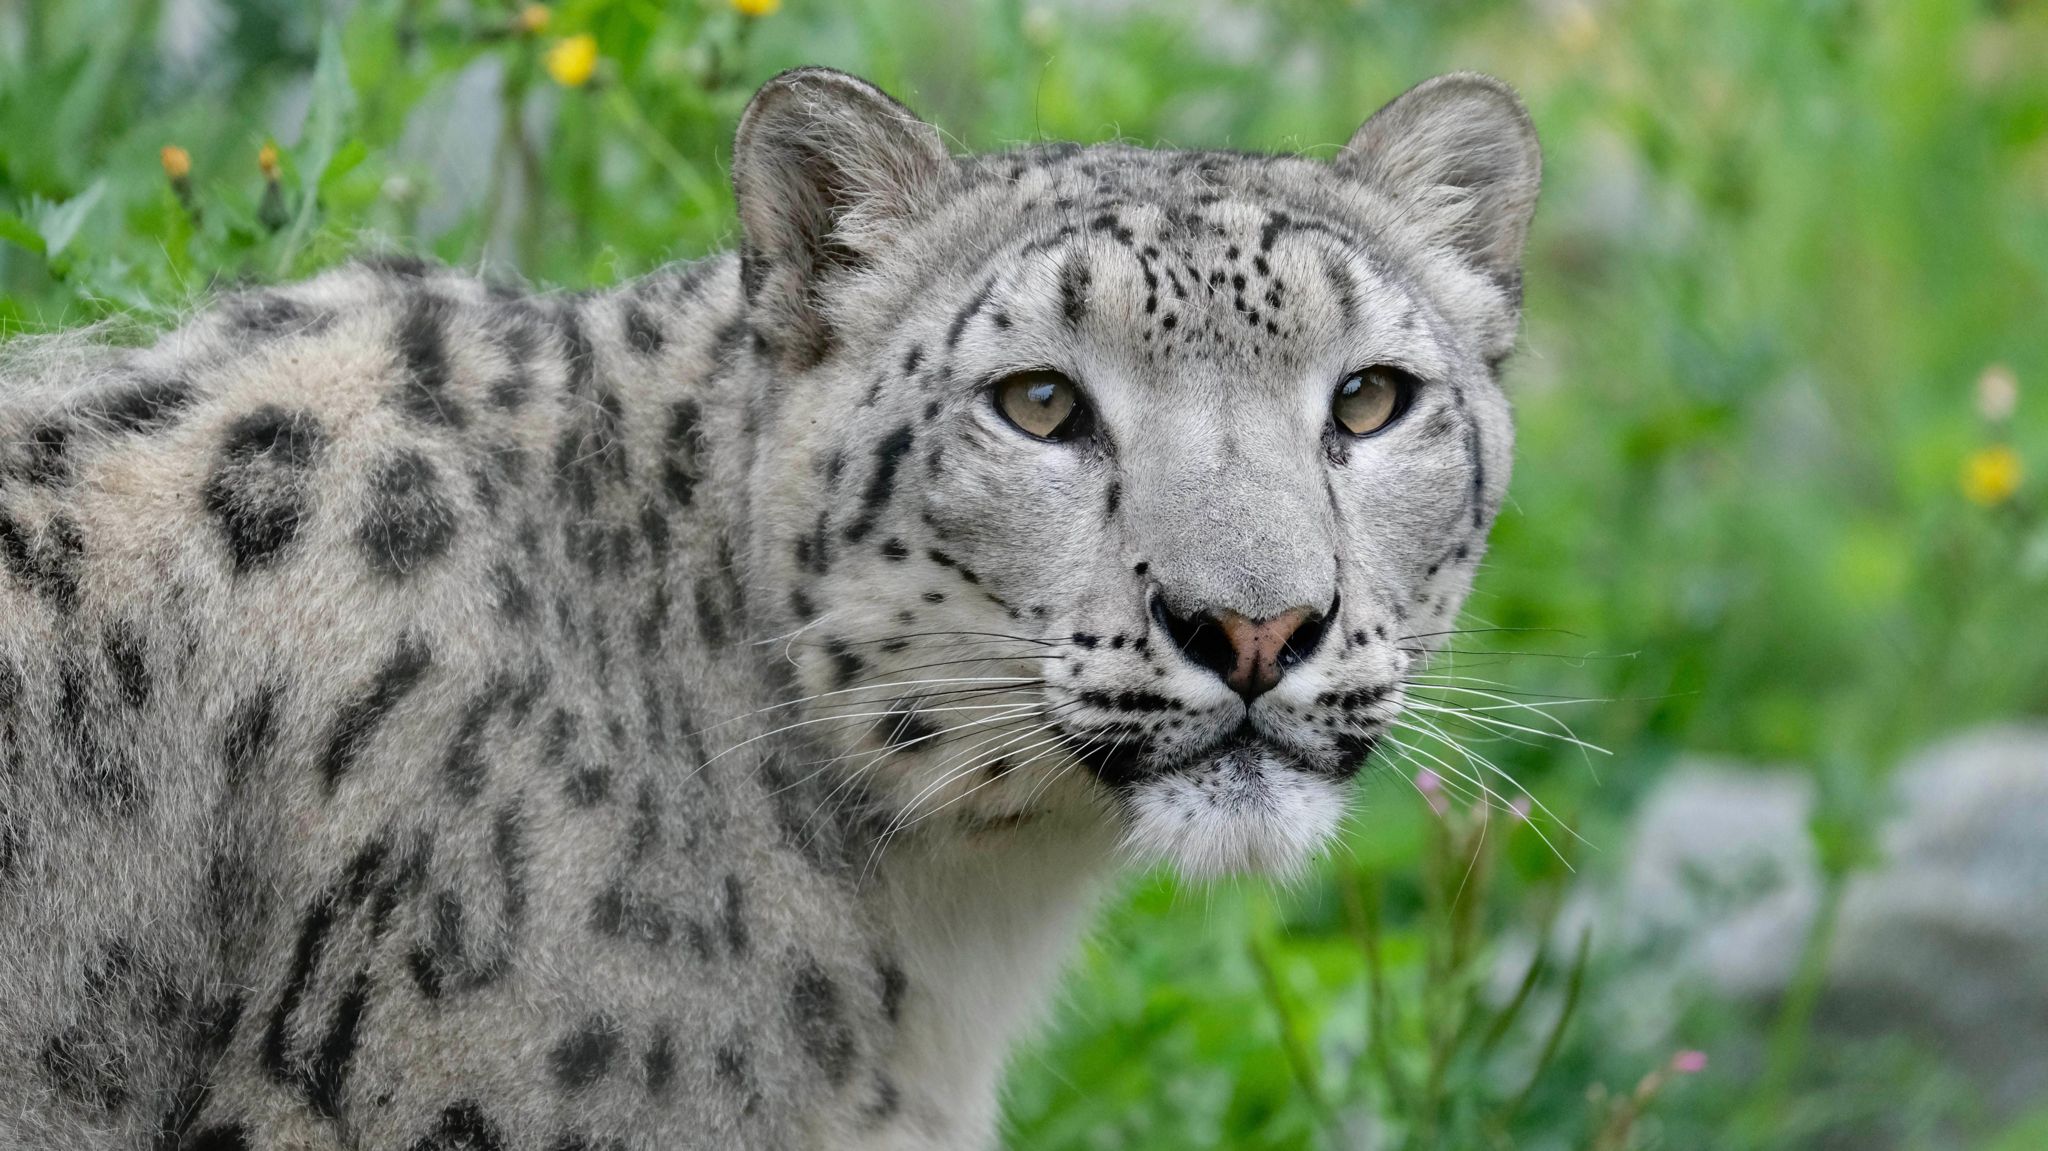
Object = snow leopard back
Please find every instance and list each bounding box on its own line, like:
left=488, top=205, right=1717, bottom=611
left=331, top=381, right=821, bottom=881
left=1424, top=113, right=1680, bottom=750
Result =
left=0, top=256, right=910, bottom=1149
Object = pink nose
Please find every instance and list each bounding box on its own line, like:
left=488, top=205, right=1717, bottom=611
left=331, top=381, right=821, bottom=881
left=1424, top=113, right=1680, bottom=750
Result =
left=1212, top=607, right=1314, bottom=699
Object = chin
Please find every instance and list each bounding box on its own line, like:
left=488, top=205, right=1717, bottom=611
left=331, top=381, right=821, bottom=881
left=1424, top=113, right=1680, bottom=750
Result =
left=1118, top=742, right=1353, bottom=881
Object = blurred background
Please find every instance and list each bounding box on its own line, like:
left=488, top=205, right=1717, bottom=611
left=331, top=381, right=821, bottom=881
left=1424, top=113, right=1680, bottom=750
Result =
left=3, top=0, right=2045, bottom=1147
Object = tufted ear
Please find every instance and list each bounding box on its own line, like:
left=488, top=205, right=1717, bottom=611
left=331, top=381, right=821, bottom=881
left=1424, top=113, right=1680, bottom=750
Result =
left=1336, top=74, right=1541, bottom=289
left=732, top=68, right=952, bottom=366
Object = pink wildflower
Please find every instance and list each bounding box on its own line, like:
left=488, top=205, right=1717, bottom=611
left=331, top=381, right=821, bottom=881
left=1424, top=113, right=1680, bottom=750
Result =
left=1671, top=1050, right=1708, bottom=1074
left=1415, top=769, right=1449, bottom=814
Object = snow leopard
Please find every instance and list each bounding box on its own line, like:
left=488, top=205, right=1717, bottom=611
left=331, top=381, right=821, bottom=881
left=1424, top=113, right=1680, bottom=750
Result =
left=0, top=67, right=1539, bottom=1149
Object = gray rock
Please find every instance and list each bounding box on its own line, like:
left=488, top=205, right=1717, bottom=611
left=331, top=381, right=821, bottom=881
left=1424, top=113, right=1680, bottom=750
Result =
left=1827, top=725, right=2048, bottom=1112
left=1582, top=727, right=2048, bottom=1112
left=1537, top=759, right=1816, bottom=1052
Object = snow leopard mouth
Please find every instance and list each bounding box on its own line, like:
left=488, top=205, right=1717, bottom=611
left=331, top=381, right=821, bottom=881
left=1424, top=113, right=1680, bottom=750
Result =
left=1051, top=715, right=1381, bottom=877
left=1102, top=722, right=1373, bottom=878
left=1065, top=718, right=1377, bottom=792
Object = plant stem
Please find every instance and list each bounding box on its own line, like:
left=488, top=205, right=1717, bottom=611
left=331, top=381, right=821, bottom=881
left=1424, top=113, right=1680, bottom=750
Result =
left=1344, top=873, right=1414, bottom=1119
left=1249, top=933, right=1346, bottom=1149
left=602, top=85, right=724, bottom=221
left=1742, top=872, right=1846, bottom=1142
left=1503, top=924, right=1590, bottom=1124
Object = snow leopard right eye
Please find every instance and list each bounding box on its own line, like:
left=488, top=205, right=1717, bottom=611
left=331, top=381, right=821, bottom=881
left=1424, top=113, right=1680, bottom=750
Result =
left=1331, top=366, right=1418, bottom=437
left=993, top=370, right=1094, bottom=442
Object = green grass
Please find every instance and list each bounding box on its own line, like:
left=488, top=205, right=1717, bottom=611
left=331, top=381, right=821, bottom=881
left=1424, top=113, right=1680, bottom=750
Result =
left=5, top=0, right=2046, bottom=1147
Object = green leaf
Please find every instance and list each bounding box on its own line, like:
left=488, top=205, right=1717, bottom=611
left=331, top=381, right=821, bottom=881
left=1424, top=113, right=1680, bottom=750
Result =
left=275, top=23, right=357, bottom=277
left=300, top=24, right=357, bottom=190
left=37, top=179, right=105, bottom=258
left=0, top=211, right=46, bottom=255
left=318, top=138, right=369, bottom=194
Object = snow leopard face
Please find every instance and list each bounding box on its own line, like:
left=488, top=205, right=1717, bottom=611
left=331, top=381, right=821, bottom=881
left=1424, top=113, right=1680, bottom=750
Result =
left=733, top=69, right=1538, bottom=878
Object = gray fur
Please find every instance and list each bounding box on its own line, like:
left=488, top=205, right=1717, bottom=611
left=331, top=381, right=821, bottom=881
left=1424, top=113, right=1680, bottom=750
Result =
left=0, top=68, right=1538, bottom=1149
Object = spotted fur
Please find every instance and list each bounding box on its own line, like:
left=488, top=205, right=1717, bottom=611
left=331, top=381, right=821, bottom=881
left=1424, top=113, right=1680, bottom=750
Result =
left=0, top=69, right=1537, bottom=1149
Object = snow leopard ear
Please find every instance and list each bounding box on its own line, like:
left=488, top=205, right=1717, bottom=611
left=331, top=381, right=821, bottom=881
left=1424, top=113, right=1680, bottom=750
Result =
left=733, top=68, right=952, bottom=366
left=1336, top=73, right=1541, bottom=288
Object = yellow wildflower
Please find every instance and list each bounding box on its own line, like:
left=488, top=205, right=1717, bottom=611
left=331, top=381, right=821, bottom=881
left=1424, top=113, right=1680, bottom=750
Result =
left=733, top=0, right=781, bottom=16
left=1962, top=445, right=2023, bottom=507
left=546, top=34, right=599, bottom=88
left=162, top=145, right=200, bottom=221
left=257, top=142, right=289, bottom=232
left=516, top=4, right=552, bottom=35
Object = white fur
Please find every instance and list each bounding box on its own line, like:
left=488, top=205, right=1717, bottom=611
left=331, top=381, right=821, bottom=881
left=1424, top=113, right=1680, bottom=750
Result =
left=849, top=818, right=1119, bottom=1149
left=1122, top=755, right=1349, bottom=880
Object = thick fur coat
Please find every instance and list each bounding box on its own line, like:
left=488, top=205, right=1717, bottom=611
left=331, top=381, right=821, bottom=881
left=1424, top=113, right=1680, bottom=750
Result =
left=0, top=69, right=1538, bottom=1149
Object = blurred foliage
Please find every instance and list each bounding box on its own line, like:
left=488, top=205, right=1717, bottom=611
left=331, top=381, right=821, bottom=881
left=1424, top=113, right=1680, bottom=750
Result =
left=4, top=0, right=2046, bottom=1147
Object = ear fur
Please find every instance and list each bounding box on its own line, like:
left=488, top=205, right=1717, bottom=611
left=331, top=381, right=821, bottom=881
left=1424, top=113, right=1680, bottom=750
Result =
left=731, top=68, right=951, bottom=366
left=1336, top=73, right=1541, bottom=289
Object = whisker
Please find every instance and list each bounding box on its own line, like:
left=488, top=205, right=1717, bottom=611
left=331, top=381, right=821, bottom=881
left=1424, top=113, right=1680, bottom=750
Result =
left=1402, top=675, right=1615, bottom=702
left=1396, top=626, right=1587, bottom=642
left=1392, top=713, right=1587, bottom=857
left=1405, top=700, right=1611, bottom=756
left=794, top=705, right=1051, bottom=845
left=1375, top=735, right=1487, bottom=812
left=697, top=684, right=1044, bottom=769
left=1400, top=646, right=1641, bottom=662
left=1402, top=681, right=1611, bottom=778
left=691, top=675, right=1044, bottom=735
left=796, top=691, right=1073, bottom=826
left=1385, top=725, right=1570, bottom=868
left=750, top=702, right=1044, bottom=773
left=888, top=729, right=1076, bottom=835
left=792, top=678, right=1046, bottom=718
left=894, top=698, right=1101, bottom=800
left=895, top=724, right=1063, bottom=821
left=781, top=629, right=1074, bottom=651
left=788, top=692, right=1095, bottom=826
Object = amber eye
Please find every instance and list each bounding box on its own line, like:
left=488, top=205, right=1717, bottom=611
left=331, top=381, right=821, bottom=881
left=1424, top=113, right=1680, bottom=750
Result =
left=1331, top=367, right=1416, bottom=436
left=994, top=370, right=1092, bottom=441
